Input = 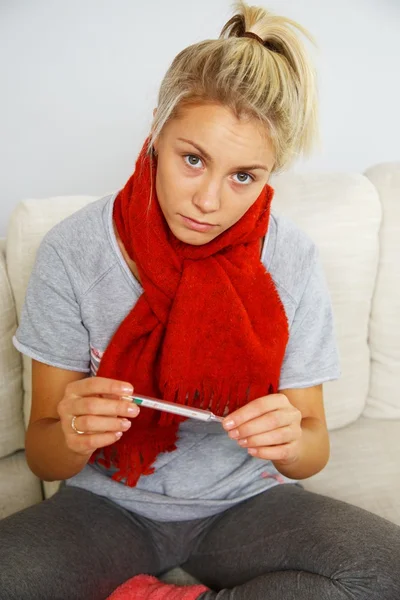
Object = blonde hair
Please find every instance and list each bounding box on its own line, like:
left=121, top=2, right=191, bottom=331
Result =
left=148, top=1, right=319, bottom=173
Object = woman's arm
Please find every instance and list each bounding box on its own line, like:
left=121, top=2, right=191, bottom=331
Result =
left=25, top=360, right=90, bottom=481
left=272, top=385, right=330, bottom=479
left=26, top=360, right=137, bottom=482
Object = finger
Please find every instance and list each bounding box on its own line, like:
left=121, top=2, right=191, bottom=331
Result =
left=247, top=441, right=297, bottom=462
left=226, top=410, right=291, bottom=440
left=68, top=377, right=134, bottom=398
left=222, top=393, right=288, bottom=431
left=70, top=431, right=128, bottom=456
left=236, top=425, right=295, bottom=448
left=69, top=415, right=134, bottom=434
left=65, top=397, right=140, bottom=419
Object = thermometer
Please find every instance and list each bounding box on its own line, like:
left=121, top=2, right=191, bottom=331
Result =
left=121, top=393, right=224, bottom=423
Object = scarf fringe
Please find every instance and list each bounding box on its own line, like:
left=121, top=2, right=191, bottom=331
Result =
left=93, top=426, right=179, bottom=487
left=161, top=378, right=262, bottom=421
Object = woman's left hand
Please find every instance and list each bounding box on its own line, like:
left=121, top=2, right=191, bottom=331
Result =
left=222, top=393, right=303, bottom=465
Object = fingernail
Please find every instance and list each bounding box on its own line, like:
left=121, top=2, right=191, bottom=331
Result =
left=122, top=385, right=134, bottom=393
left=238, top=438, right=248, bottom=446
left=248, top=448, right=257, bottom=455
left=223, top=419, right=235, bottom=430
left=121, top=419, right=131, bottom=429
left=115, top=432, right=123, bottom=438
left=127, top=406, right=139, bottom=415
left=229, top=429, right=239, bottom=439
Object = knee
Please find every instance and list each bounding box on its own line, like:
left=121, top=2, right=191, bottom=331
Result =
left=339, top=571, right=400, bottom=600
left=335, top=546, right=400, bottom=600
left=318, top=502, right=400, bottom=600
left=372, top=553, right=400, bottom=600
left=363, top=522, right=400, bottom=599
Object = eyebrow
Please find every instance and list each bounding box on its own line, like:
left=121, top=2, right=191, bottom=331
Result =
left=177, top=137, right=270, bottom=172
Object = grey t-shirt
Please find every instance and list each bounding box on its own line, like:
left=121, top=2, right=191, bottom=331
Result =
left=13, top=192, right=341, bottom=521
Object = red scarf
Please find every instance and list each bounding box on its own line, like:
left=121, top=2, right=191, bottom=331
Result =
left=90, top=138, right=289, bottom=486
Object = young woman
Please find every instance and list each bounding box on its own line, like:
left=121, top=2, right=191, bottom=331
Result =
left=2, top=2, right=400, bottom=599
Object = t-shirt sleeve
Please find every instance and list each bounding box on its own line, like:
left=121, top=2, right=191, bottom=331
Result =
left=278, top=248, right=341, bottom=390
left=13, top=238, right=91, bottom=372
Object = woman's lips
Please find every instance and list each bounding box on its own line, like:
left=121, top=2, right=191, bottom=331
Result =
left=180, top=215, right=216, bottom=233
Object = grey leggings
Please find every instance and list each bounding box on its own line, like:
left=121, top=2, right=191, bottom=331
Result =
left=0, top=483, right=399, bottom=600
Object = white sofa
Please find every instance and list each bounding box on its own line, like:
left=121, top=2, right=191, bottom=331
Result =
left=1, top=163, right=400, bottom=533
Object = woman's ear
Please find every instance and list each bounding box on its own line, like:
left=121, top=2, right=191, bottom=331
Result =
left=151, top=107, right=158, bottom=155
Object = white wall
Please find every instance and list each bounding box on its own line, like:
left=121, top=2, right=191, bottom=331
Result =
left=1, top=0, right=399, bottom=236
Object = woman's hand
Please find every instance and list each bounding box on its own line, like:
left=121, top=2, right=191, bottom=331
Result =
left=57, top=377, right=140, bottom=457
left=222, top=393, right=302, bottom=465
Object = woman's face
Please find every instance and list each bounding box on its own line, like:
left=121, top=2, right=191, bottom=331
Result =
left=152, top=102, right=275, bottom=245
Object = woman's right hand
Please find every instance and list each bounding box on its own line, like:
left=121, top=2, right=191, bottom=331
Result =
left=57, top=377, right=140, bottom=457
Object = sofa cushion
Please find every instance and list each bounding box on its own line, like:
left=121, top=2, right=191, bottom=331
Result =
left=303, top=416, right=400, bottom=526
left=272, top=172, right=381, bottom=429
left=0, top=451, right=43, bottom=519
left=364, top=163, right=400, bottom=418
left=0, top=241, right=25, bottom=459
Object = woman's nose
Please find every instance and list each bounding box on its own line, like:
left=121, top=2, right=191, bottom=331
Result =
left=193, top=178, right=221, bottom=213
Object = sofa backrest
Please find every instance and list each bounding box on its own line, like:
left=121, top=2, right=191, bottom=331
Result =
left=0, top=239, right=25, bottom=460
left=272, top=172, right=381, bottom=428
left=4, top=165, right=400, bottom=435
left=6, top=197, right=99, bottom=429
left=364, top=164, right=400, bottom=419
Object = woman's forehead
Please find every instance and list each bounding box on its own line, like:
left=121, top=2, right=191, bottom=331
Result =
left=163, top=103, right=274, bottom=162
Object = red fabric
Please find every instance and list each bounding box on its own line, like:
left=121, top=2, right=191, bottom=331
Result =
left=90, top=137, right=289, bottom=486
left=106, top=574, right=209, bottom=599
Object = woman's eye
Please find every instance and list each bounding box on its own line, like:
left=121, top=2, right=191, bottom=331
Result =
left=183, top=155, right=253, bottom=185
left=184, top=154, right=203, bottom=169
left=233, top=172, right=254, bottom=185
